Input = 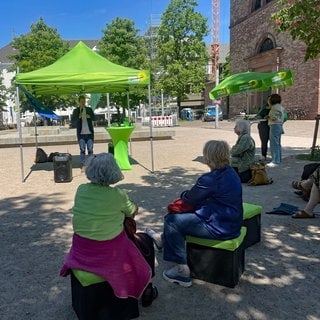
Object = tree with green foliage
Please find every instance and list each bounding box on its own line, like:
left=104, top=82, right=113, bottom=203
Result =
left=9, top=17, right=69, bottom=72
left=98, top=17, right=149, bottom=123
left=8, top=18, right=77, bottom=114
left=271, top=0, right=320, bottom=61
left=0, top=75, right=7, bottom=113
left=156, top=0, right=210, bottom=114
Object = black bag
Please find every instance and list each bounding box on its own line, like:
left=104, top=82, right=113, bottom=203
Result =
left=35, top=148, right=48, bottom=163
left=47, top=152, right=60, bottom=162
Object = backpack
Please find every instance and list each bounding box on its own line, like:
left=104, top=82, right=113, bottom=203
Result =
left=35, top=148, right=48, bottom=163
left=247, top=162, right=273, bottom=186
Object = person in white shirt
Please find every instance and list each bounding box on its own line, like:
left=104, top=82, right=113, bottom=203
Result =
left=71, top=95, right=96, bottom=172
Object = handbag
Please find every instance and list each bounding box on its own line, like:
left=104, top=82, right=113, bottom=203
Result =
left=167, top=198, right=195, bottom=213
left=247, top=162, right=273, bottom=186
left=123, top=217, right=151, bottom=259
left=123, top=217, right=137, bottom=240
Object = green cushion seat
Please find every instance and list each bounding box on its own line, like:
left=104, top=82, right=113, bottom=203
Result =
left=243, top=202, right=262, bottom=220
left=186, top=226, right=247, bottom=251
left=72, top=269, right=105, bottom=287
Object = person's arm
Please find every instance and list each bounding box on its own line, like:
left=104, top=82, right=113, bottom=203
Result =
left=86, top=107, right=96, bottom=121
left=181, top=174, right=215, bottom=205
left=70, top=108, right=79, bottom=128
left=230, top=135, right=253, bottom=157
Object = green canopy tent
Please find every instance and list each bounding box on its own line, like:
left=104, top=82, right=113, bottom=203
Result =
left=15, top=41, right=153, bottom=181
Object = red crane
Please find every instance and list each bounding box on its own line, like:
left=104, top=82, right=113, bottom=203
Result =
left=210, top=0, right=220, bottom=83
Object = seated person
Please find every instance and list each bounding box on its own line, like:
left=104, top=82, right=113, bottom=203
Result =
left=292, top=166, right=320, bottom=218
left=147, top=140, right=243, bottom=287
left=292, top=163, right=320, bottom=201
left=231, top=119, right=256, bottom=183
left=60, top=153, right=157, bottom=313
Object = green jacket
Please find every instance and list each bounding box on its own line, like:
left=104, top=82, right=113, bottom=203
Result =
left=231, top=133, right=255, bottom=173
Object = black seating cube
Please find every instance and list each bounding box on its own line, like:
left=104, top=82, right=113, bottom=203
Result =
left=242, top=203, right=262, bottom=248
left=186, top=226, right=246, bottom=288
left=70, top=272, right=139, bottom=320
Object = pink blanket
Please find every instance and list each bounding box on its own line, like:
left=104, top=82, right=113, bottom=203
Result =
left=60, top=230, right=151, bottom=299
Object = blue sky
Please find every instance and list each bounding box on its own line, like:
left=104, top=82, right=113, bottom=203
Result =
left=0, top=0, right=230, bottom=48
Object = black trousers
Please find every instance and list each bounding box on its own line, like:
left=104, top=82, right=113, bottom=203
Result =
left=258, top=122, right=270, bottom=157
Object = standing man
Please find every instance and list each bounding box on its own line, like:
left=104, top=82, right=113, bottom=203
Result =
left=72, top=95, right=95, bottom=172
left=256, top=97, right=271, bottom=161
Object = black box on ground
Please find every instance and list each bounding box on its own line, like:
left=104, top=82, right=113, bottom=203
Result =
left=71, top=272, right=139, bottom=320
left=53, top=153, right=72, bottom=183
left=187, top=242, right=245, bottom=288
left=243, top=214, right=261, bottom=248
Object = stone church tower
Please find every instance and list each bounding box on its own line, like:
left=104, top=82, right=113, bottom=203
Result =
left=229, top=0, right=320, bottom=120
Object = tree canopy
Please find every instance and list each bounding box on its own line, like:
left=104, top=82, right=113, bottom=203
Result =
left=156, top=0, right=210, bottom=108
left=97, top=17, right=149, bottom=113
left=8, top=18, right=77, bottom=113
left=9, top=17, right=69, bottom=72
left=271, top=0, right=320, bottom=61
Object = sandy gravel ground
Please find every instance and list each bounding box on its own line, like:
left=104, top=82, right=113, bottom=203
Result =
left=0, top=120, right=319, bottom=320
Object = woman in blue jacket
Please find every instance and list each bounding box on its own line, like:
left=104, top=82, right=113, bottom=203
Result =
left=148, top=140, right=243, bottom=287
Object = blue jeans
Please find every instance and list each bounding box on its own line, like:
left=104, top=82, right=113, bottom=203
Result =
left=269, top=124, right=282, bottom=164
left=163, top=213, right=215, bottom=265
left=79, top=134, right=94, bottom=165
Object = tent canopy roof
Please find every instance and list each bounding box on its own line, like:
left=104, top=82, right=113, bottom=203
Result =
left=15, top=41, right=150, bottom=95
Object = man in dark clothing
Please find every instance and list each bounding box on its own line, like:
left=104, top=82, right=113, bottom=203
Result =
left=71, top=95, right=95, bottom=172
left=256, top=103, right=270, bottom=161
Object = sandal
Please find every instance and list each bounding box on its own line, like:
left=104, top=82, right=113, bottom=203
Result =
left=292, top=181, right=303, bottom=190
left=292, top=210, right=315, bottom=219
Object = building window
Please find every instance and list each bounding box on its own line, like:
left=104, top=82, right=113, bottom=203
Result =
left=259, top=38, right=274, bottom=53
left=254, top=0, right=261, bottom=11
left=252, top=0, right=274, bottom=12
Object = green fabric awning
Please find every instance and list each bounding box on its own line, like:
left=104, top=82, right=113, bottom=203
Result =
left=15, top=41, right=150, bottom=95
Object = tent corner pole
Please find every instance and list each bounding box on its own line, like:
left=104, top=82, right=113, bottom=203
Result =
left=16, top=84, right=25, bottom=182
left=148, top=84, right=154, bottom=173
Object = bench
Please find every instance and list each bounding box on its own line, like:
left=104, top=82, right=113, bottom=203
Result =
left=242, top=202, right=262, bottom=248
left=186, top=226, right=247, bottom=288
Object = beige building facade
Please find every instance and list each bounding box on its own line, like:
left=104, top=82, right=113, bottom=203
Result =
left=229, top=0, right=320, bottom=119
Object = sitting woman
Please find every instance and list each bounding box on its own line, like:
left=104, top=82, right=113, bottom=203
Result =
left=292, top=165, right=320, bottom=218
left=292, top=166, right=320, bottom=218
left=231, top=119, right=256, bottom=183
left=291, top=163, right=320, bottom=201
left=60, top=153, right=157, bottom=319
left=147, top=140, right=243, bottom=287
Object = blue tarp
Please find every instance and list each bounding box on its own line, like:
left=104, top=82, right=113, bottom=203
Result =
left=19, top=85, right=60, bottom=120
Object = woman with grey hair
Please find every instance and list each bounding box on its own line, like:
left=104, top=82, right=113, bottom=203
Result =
left=60, top=153, right=158, bottom=318
left=146, top=140, right=243, bottom=287
left=231, top=119, right=256, bottom=183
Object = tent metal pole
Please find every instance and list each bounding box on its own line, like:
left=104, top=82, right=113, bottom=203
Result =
left=148, top=84, right=154, bottom=173
left=34, top=111, right=38, bottom=149
left=16, top=84, right=25, bottom=182
left=127, top=91, right=133, bottom=156
left=106, top=93, right=111, bottom=127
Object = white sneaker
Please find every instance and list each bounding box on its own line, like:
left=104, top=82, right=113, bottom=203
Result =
left=266, top=162, right=279, bottom=168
